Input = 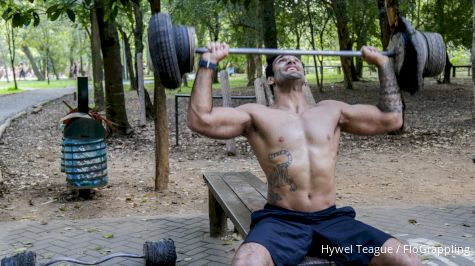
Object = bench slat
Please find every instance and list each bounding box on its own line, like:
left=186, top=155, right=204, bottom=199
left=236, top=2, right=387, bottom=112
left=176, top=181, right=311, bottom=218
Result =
left=238, top=172, right=268, bottom=198
left=203, top=172, right=252, bottom=237
left=223, top=172, right=266, bottom=214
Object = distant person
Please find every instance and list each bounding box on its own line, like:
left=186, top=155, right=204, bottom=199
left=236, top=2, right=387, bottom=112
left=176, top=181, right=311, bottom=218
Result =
left=72, top=62, right=78, bottom=78
left=19, top=63, right=26, bottom=80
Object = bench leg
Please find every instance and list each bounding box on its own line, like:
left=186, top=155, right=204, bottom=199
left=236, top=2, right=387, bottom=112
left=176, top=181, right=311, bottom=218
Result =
left=208, top=190, right=228, bottom=237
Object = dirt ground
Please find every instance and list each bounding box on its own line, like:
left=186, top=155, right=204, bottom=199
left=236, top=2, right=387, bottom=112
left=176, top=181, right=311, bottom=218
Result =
left=0, top=78, right=474, bottom=223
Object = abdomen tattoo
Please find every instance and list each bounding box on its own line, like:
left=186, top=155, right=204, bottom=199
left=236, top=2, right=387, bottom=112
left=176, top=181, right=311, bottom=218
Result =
left=267, top=150, right=297, bottom=204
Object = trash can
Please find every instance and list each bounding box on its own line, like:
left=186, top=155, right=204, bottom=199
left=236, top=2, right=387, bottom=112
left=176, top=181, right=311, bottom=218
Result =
left=61, top=137, right=108, bottom=188
left=60, top=116, right=108, bottom=189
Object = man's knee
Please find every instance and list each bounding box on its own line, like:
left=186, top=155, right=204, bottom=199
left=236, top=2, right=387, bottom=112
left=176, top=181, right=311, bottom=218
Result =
left=370, top=238, right=421, bottom=266
left=232, top=242, right=274, bottom=266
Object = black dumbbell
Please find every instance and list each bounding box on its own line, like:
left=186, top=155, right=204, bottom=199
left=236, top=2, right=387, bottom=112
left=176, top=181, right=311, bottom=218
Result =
left=1, top=239, right=176, bottom=266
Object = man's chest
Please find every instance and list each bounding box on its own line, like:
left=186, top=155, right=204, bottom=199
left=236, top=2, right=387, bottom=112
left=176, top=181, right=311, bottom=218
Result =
left=250, top=110, right=339, bottom=146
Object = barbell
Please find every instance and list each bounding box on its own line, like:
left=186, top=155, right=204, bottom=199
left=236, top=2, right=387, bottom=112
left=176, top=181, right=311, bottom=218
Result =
left=1, top=239, right=176, bottom=266
left=148, top=13, right=446, bottom=95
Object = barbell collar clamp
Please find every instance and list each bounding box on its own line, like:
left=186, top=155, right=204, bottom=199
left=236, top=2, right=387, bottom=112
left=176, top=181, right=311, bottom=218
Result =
left=195, top=47, right=396, bottom=57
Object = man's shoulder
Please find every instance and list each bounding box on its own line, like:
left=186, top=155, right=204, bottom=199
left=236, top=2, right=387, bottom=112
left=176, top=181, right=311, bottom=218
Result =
left=237, top=103, right=268, bottom=112
left=315, top=100, right=347, bottom=109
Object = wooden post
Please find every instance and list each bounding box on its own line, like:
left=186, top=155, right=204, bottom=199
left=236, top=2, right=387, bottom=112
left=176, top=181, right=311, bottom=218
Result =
left=136, top=53, right=146, bottom=127
left=254, top=78, right=268, bottom=105
left=303, top=83, right=316, bottom=105
left=453, top=66, right=456, bottom=77
left=219, top=71, right=236, bottom=156
left=154, top=72, right=169, bottom=191
left=208, top=190, right=227, bottom=237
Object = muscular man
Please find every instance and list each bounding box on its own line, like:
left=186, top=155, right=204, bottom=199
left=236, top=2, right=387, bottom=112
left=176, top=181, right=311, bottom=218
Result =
left=187, top=42, right=420, bottom=266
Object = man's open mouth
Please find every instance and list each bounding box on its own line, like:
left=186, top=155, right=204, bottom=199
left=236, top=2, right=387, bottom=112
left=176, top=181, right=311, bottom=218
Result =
left=285, top=66, right=299, bottom=72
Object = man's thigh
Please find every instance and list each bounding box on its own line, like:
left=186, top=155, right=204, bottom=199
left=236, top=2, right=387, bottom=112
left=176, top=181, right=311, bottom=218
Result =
left=243, top=217, right=313, bottom=266
left=311, top=213, right=392, bottom=265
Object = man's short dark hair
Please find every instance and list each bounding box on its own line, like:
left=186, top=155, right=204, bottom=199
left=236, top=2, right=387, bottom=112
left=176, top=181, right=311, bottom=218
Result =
left=265, top=55, right=279, bottom=79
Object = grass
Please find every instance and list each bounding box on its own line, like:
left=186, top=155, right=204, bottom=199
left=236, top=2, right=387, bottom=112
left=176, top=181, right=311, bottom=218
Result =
left=0, top=79, right=76, bottom=91
left=0, top=86, right=23, bottom=95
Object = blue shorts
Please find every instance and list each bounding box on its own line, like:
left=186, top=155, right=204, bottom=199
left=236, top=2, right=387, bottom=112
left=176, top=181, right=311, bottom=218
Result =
left=243, top=204, right=392, bottom=266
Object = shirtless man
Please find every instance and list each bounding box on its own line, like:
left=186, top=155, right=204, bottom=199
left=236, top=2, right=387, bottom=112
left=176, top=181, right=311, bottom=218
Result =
left=187, top=42, right=421, bottom=266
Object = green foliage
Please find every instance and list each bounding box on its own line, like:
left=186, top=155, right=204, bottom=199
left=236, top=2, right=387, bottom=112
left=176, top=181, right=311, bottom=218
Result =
left=2, top=3, right=39, bottom=27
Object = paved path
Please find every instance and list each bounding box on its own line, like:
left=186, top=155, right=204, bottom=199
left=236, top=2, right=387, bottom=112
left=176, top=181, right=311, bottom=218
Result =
left=0, top=88, right=74, bottom=126
left=0, top=205, right=474, bottom=265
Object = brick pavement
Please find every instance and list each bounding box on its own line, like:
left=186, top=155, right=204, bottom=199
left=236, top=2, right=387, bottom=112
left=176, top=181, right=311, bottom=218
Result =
left=0, top=205, right=474, bottom=265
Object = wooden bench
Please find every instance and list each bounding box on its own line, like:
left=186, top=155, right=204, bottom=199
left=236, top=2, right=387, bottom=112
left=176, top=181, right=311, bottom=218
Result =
left=203, top=171, right=335, bottom=266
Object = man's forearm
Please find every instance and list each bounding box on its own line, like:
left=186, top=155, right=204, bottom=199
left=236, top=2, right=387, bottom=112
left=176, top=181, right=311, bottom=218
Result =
left=189, top=68, right=215, bottom=114
left=377, top=61, right=403, bottom=113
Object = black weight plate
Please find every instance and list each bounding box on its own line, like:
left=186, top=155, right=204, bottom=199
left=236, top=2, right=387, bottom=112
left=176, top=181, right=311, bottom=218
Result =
left=174, top=26, right=191, bottom=74
left=148, top=13, right=182, bottom=89
left=1, top=251, right=36, bottom=266
left=421, top=32, right=446, bottom=77
left=186, top=27, right=196, bottom=73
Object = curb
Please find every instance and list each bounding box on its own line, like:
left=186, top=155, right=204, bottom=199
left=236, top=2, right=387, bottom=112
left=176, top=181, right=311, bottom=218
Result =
left=0, top=111, right=26, bottom=139
left=0, top=90, right=74, bottom=140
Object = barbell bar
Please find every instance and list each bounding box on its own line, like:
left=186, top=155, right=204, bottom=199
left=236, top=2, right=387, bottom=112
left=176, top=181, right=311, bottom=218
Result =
left=194, top=47, right=396, bottom=57
left=148, top=13, right=446, bottom=94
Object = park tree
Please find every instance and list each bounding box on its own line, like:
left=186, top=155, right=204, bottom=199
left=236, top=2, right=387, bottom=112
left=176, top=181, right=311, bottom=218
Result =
left=89, top=3, right=105, bottom=110
left=349, top=0, right=378, bottom=79
left=93, top=0, right=132, bottom=134
left=4, top=20, right=17, bottom=90
left=327, top=0, right=353, bottom=90
left=472, top=0, right=475, bottom=118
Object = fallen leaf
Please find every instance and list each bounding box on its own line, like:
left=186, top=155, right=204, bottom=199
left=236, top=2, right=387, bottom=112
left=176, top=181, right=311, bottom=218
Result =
left=103, top=233, right=114, bottom=239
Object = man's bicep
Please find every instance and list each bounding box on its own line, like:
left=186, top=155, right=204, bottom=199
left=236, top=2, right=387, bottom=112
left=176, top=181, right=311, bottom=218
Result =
left=339, top=104, right=394, bottom=135
left=199, top=106, right=252, bottom=139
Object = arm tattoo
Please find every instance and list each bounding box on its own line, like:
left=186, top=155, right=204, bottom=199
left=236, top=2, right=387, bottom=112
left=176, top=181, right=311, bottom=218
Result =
left=377, top=60, right=403, bottom=113
left=267, top=150, right=297, bottom=205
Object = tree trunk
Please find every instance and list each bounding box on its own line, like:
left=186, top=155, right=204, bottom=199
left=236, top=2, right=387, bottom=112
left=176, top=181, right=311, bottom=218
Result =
left=472, top=0, right=475, bottom=118
left=148, top=0, right=160, bottom=13
left=330, top=0, right=353, bottom=90
left=95, top=0, right=132, bottom=134
left=247, top=54, right=256, bottom=86
left=442, top=52, right=452, bottom=84
left=148, top=0, right=170, bottom=191
left=21, top=45, right=45, bottom=81
left=259, top=0, right=278, bottom=49
left=50, top=57, right=59, bottom=80
left=377, top=0, right=391, bottom=49
left=7, top=22, right=18, bottom=90
left=132, top=0, right=155, bottom=120
left=259, top=0, right=278, bottom=66
left=305, top=0, right=320, bottom=90
left=246, top=29, right=257, bottom=86
left=355, top=30, right=368, bottom=79
left=90, top=5, right=105, bottom=110
left=119, top=27, right=137, bottom=91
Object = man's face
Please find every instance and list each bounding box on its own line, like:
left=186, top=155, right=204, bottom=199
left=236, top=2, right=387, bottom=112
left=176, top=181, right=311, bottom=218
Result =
left=271, top=55, right=305, bottom=82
